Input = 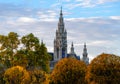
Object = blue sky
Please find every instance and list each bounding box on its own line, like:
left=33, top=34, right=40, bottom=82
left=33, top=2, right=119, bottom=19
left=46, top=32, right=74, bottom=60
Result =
left=0, top=0, right=120, bottom=61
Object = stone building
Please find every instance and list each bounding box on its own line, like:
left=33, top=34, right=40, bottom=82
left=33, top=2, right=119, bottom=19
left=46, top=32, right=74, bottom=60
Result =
left=50, top=7, right=89, bottom=70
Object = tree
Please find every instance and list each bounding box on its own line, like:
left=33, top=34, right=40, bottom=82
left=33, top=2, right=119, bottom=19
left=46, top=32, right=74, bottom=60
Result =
left=21, top=33, right=40, bottom=67
left=35, top=42, right=51, bottom=73
left=50, top=58, right=87, bottom=84
left=11, top=50, right=28, bottom=68
left=21, top=33, right=39, bottom=51
left=29, top=69, right=49, bottom=84
left=21, top=33, right=50, bottom=72
left=4, top=66, right=30, bottom=84
left=86, top=53, right=120, bottom=84
left=0, top=32, right=19, bottom=67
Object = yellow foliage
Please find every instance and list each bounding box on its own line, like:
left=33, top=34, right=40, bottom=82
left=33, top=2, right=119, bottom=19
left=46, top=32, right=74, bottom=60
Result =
left=4, top=66, right=30, bottom=84
left=29, top=69, right=50, bottom=84
left=86, top=53, right=120, bottom=84
left=50, top=58, right=87, bottom=84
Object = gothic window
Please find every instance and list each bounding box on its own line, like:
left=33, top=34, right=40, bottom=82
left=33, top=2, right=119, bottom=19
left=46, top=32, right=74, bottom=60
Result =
left=57, top=48, right=59, bottom=59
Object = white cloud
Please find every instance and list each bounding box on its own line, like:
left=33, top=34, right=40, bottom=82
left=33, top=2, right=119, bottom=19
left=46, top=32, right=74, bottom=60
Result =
left=17, top=17, right=36, bottom=23
left=64, top=0, right=119, bottom=9
left=110, top=16, right=120, bottom=20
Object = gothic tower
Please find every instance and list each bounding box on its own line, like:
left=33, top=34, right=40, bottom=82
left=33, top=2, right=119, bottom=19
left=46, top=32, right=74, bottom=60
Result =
left=82, top=43, right=89, bottom=65
left=54, top=7, right=67, bottom=61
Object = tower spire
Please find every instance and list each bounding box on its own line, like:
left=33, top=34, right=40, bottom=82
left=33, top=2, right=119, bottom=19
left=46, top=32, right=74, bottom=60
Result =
left=54, top=6, right=67, bottom=61
left=70, top=42, right=75, bottom=55
left=60, top=6, right=62, bottom=16
left=82, top=43, right=89, bottom=65
left=84, top=42, right=86, bottom=48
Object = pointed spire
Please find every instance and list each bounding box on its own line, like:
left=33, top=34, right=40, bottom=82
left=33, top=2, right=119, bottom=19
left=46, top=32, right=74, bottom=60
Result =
left=83, top=42, right=88, bottom=57
left=82, top=42, right=89, bottom=65
left=84, top=42, right=86, bottom=48
left=72, top=42, right=73, bottom=47
left=41, top=40, right=43, bottom=44
left=70, top=42, right=75, bottom=55
left=60, top=6, right=63, bottom=16
left=59, top=6, right=63, bottom=21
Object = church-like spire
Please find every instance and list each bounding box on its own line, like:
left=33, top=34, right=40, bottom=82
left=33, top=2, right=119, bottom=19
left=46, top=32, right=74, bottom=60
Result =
left=83, top=42, right=87, bottom=57
left=41, top=40, right=43, bottom=44
left=72, top=42, right=73, bottom=47
left=70, top=42, right=75, bottom=55
left=84, top=42, right=86, bottom=48
left=60, top=6, right=63, bottom=16
left=54, top=6, right=67, bottom=61
left=82, top=43, right=89, bottom=65
left=59, top=6, right=64, bottom=25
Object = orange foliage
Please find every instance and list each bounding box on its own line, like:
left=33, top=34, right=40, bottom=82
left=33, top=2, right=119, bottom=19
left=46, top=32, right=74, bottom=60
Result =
left=4, top=66, right=30, bottom=84
left=50, top=58, right=87, bottom=84
left=29, top=69, right=50, bottom=84
left=86, top=53, right=120, bottom=84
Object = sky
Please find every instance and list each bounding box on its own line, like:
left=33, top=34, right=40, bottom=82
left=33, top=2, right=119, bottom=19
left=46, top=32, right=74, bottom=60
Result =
left=0, top=0, right=120, bottom=62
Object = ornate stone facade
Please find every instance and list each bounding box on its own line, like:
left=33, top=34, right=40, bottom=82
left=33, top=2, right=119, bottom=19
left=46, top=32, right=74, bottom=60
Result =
left=54, top=7, right=67, bottom=61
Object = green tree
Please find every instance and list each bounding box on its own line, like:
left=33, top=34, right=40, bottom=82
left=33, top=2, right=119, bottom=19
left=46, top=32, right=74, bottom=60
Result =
left=0, top=32, right=19, bottom=67
left=21, top=33, right=50, bottom=72
left=86, top=53, right=120, bottom=84
left=11, top=50, right=28, bottom=68
left=35, top=42, right=50, bottom=73
left=21, top=33, right=40, bottom=67
left=50, top=58, right=87, bottom=84
left=21, top=33, right=39, bottom=51
left=4, top=66, right=30, bottom=84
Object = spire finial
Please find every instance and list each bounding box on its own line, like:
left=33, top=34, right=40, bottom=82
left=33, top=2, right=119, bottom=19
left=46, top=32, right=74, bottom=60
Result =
left=41, top=40, right=43, bottom=44
left=60, top=6, right=62, bottom=15
left=72, top=42, right=73, bottom=47
left=84, top=42, right=86, bottom=48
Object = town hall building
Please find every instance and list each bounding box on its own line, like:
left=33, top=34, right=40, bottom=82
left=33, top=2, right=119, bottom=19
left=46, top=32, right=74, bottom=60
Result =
left=50, top=7, right=89, bottom=70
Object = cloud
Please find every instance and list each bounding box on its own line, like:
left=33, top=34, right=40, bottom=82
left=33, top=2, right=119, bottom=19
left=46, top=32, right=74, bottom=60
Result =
left=1, top=16, right=120, bottom=61
left=17, top=17, right=36, bottom=23
left=110, top=16, right=120, bottom=20
left=0, top=2, right=120, bottom=61
left=59, top=0, right=119, bottom=9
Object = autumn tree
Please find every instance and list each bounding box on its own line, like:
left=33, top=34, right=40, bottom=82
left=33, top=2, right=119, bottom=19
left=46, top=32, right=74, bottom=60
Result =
left=29, top=69, right=50, bottom=84
left=4, top=66, right=30, bottom=84
left=50, top=58, right=87, bottom=84
left=86, top=53, right=120, bottom=84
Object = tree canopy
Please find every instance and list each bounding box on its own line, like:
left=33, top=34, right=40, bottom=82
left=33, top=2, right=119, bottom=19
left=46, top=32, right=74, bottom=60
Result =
left=86, top=53, right=120, bottom=84
left=4, top=66, right=30, bottom=84
left=0, top=32, right=50, bottom=73
left=50, top=58, right=87, bottom=84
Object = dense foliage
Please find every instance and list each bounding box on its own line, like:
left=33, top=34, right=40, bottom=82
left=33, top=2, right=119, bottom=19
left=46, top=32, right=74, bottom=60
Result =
left=4, top=66, right=30, bottom=84
left=86, top=53, right=120, bottom=84
left=29, top=69, right=50, bottom=84
left=0, top=32, right=50, bottom=72
left=0, top=32, right=51, bottom=83
left=50, top=58, right=87, bottom=84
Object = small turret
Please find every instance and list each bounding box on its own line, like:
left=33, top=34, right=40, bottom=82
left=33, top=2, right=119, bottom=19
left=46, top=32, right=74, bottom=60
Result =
left=82, top=43, right=89, bottom=65
left=70, top=42, right=75, bottom=55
